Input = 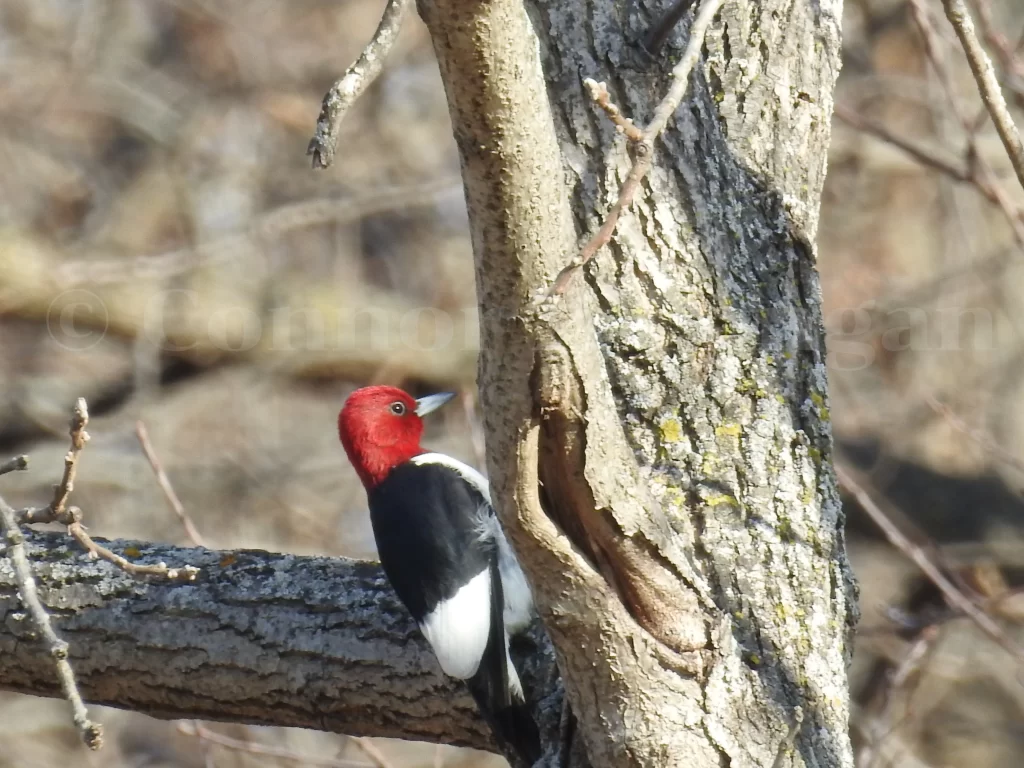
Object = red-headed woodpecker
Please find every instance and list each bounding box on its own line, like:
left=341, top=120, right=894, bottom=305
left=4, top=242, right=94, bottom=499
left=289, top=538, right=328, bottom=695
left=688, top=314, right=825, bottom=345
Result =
left=338, top=385, right=540, bottom=764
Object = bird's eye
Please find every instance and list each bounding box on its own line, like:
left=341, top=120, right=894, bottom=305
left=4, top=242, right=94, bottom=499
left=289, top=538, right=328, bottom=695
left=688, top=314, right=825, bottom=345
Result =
left=390, top=401, right=406, bottom=416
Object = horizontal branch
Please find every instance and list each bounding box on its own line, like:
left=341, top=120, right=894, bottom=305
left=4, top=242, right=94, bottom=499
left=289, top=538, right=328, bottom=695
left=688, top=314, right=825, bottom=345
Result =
left=0, top=531, right=560, bottom=753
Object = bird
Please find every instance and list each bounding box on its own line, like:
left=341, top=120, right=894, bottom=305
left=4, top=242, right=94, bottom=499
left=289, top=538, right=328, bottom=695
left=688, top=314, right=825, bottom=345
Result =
left=338, top=385, right=540, bottom=764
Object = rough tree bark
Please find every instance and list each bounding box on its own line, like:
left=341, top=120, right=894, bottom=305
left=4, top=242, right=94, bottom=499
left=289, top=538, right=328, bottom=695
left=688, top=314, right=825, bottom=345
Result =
left=418, top=1, right=856, bottom=767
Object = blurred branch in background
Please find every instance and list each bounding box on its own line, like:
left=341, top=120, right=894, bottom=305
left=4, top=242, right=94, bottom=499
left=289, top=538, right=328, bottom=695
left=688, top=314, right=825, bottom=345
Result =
left=829, top=2, right=1024, bottom=764
left=833, top=103, right=1024, bottom=243
left=176, top=722, right=380, bottom=768
left=135, top=420, right=205, bottom=548
left=837, top=460, right=1023, bottom=659
left=941, top=0, right=1024, bottom=189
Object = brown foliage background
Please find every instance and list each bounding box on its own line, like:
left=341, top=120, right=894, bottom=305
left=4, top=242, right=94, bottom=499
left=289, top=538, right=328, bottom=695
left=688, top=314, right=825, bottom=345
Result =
left=2, top=0, right=1024, bottom=766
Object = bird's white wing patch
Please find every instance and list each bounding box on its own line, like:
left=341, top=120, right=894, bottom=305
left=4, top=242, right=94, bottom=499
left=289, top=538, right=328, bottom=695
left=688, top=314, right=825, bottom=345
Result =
left=411, top=453, right=492, bottom=503
left=419, top=568, right=492, bottom=680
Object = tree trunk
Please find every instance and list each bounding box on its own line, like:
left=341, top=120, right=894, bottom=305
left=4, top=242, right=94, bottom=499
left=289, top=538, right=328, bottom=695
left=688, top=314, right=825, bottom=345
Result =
left=417, top=1, right=856, bottom=767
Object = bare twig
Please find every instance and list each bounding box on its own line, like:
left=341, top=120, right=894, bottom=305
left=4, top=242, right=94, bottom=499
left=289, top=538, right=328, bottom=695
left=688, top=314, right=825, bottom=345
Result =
left=924, top=394, right=1024, bottom=475
left=50, top=398, right=89, bottom=518
left=942, top=0, right=1024, bottom=191
left=177, top=722, right=373, bottom=768
left=0, top=493, right=103, bottom=750
left=971, top=0, right=1024, bottom=110
left=834, top=104, right=974, bottom=183
left=307, top=0, right=413, bottom=169
left=857, top=625, right=939, bottom=768
left=350, top=737, right=396, bottom=768
left=836, top=462, right=1024, bottom=661
left=17, top=505, right=60, bottom=524
left=643, top=0, right=725, bottom=141
left=63, top=509, right=199, bottom=581
left=15, top=401, right=199, bottom=582
left=584, top=80, right=644, bottom=141
left=548, top=0, right=726, bottom=296
left=0, top=455, right=28, bottom=476
left=135, top=421, right=206, bottom=548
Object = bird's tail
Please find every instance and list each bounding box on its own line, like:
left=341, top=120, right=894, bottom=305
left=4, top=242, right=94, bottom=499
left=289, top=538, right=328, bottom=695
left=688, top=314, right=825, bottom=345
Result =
left=466, top=558, right=541, bottom=766
left=466, top=681, right=542, bottom=766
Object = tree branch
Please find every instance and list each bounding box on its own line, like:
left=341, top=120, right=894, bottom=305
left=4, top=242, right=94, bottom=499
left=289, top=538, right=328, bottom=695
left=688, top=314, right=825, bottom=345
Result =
left=942, top=0, right=1024, bottom=191
left=0, top=497, right=103, bottom=749
left=0, top=455, right=28, bottom=476
left=547, top=0, right=726, bottom=297
left=308, top=0, right=413, bottom=169
left=0, top=530, right=561, bottom=753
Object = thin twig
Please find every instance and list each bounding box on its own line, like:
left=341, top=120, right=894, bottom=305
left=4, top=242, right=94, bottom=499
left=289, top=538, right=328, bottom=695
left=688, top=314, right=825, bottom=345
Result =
left=643, top=0, right=725, bottom=142
left=135, top=421, right=205, bottom=548
left=50, top=398, right=89, bottom=518
left=307, top=0, right=413, bottom=169
left=941, top=0, right=1024, bottom=191
left=971, top=0, right=1024, bottom=110
left=905, top=0, right=1024, bottom=247
left=15, top=401, right=200, bottom=582
left=350, top=737, right=396, bottom=768
left=584, top=80, right=644, bottom=141
left=924, top=394, right=1024, bottom=475
left=0, top=492, right=103, bottom=750
left=0, top=455, right=28, bottom=476
left=836, top=462, right=1024, bottom=661
left=857, top=625, right=939, bottom=768
left=834, top=104, right=973, bottom=183
left=547, top=0, right=725, bottom=297
left=63, top=510, right=199, bottom=581
left=177, top=723, right=373, bottom=768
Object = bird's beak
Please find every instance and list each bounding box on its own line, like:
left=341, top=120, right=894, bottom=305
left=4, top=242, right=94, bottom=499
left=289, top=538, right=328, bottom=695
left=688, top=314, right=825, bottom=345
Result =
left=415, top=392, right=456, bottom=416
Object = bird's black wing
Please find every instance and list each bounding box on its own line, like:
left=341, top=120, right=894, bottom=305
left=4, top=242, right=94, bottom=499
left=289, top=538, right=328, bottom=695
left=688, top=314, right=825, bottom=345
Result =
left=368, top=460, right=493, bottom=623
left=368, top=460, right=540, bottom=764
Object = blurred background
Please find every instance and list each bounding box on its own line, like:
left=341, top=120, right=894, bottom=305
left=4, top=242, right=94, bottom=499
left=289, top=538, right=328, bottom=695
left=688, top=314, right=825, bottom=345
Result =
left=1, top=0, right=1023, bottom=766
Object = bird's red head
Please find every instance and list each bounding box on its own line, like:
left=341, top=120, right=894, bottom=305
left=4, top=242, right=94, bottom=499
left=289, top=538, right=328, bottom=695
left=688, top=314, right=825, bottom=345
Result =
left=338, top=385, right=454, bottom=489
